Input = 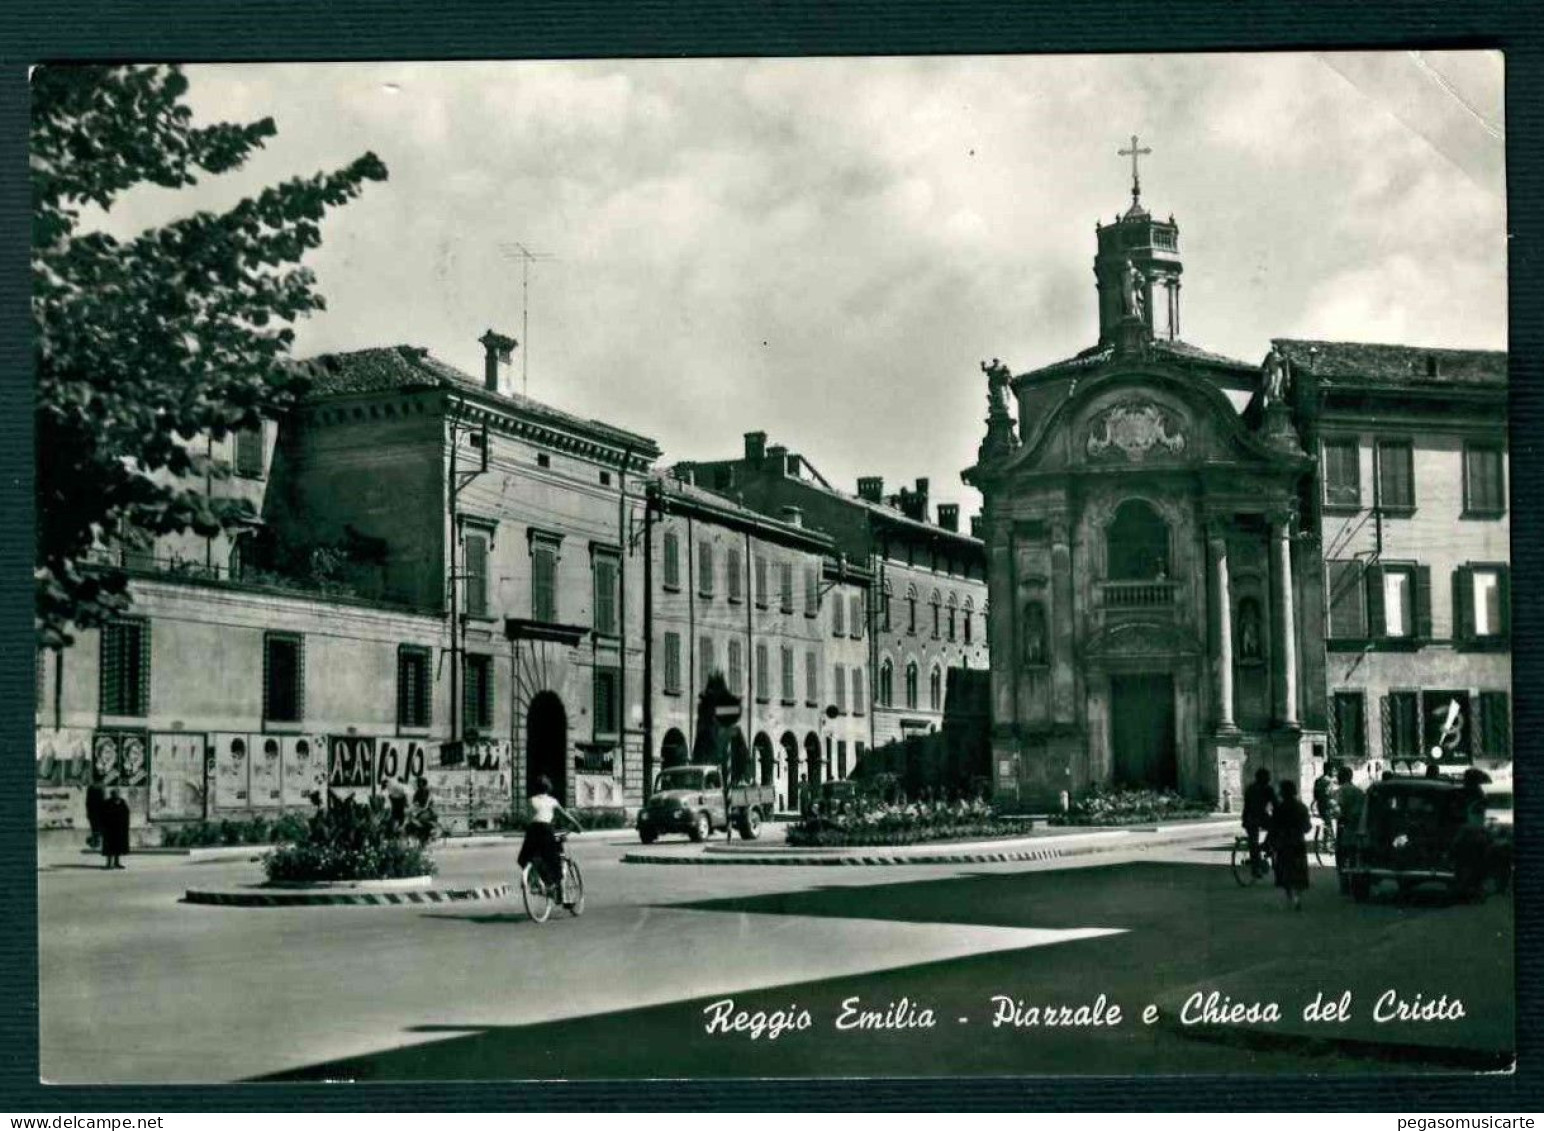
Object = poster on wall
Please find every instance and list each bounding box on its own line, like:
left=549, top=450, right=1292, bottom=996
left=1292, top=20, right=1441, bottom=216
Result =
left=91, top=730, right=151, bottom=821
left=248, top=736, right=284, bottom=808
left=280, top=736, right=327, bottom=809
left=211, top=733, right=252, bottom=810
left=36, top=728, right=92, bottom=786
left=150, top=732, right=206, bottom=821
left=375, top=739, right=429, bottom=790
left=327, top=735, right=376, bottom=805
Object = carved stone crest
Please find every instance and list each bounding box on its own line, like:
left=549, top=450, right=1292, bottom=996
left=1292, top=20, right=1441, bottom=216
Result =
left=1086, top=400, right=1186, bottom=463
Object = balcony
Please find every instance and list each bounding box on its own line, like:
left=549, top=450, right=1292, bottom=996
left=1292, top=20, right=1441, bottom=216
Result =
left=1100, top=580, right=1178, bottom=610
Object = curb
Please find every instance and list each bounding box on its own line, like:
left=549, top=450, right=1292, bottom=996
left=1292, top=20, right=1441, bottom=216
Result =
left=183, top=883, right=512, bottom=907
left=622, top=821, right=1232, bottom=867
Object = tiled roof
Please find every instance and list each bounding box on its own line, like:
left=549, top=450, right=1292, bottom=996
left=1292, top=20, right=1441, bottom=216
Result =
left=652, top=474, right=834, bottom=551
left=1017, top=338, right=1254, bottom=382
left=292, top=346, right=661, bottom=453
left=1272, top=339, right=1506, bottom=387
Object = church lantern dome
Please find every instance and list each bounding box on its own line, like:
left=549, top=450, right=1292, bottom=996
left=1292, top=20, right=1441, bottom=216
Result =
left=1094, top=136, right=1183, bottom=349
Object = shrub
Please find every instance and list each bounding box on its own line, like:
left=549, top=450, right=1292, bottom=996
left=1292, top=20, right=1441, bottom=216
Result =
left=498, top=806, right=631, bottom=832
left=784, top=798, right=1020, bottom=848
left=1047, top=784, right=1212, bottom=827
left=260, top=795, right=437, bottom=883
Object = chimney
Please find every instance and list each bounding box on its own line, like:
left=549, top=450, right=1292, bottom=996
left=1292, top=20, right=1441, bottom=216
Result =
left=478, top=329, right=518, bottom=394
left=780, top=505, right=804, bottom=527
left=766, top=445, right=789, bottom=476
left=673, top=464, right=696, bottom=486
left=784, top=453, right=801, bottom=477
left=937, top=503, right=959, bottom=532
left=1426, top=354, right=1441, bottom=378
left=857, top=476, right=884, bottom=502
left=744, top=431, right=768, bottom=463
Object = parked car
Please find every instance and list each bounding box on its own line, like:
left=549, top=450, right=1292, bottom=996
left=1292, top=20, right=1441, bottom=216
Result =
left=1338, top=776, right=1509, bottom=902
left=636, top=765, right=776, bottom=843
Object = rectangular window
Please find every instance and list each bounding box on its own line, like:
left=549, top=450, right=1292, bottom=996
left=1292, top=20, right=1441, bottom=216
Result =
left=728, top=639, right=743, bottom=693
left=1371, top=565, right=1415, bottom=639
left=804, top=566, right=818, bottom=617
left=262, top=632, right=304, bottom=723
left=397, top=645, right=432, bottom=729
left=234, top=424, right=265, bottom=479
left=726, top=548, right=743, bottom=603
left=464, top=530, right=491, bottom=619
left=700, top=636, right=715, bottom=686
left=1326, top=560, right=1366, bottom=639
left=850, top=594, right=863, bottom=639
left=1376, top=440, right=1414, bottom=512
left=463, top=654, right=493, bottom=733
left=779, top=562, right=794, bottom=613
left=100, top=619, right=150, bottom=717
left=593, top=666, right=620, bottom=736
left=780, top=646, right=794, bottom=703
left=1473, top=568, right=1504, bottom=637
left=1464, top=445, right=1506, bottom=516
left=852, top=667, right=864, bottom=716
left=832, top=593, right=845, bottom=636
left=698, top=541, right=714, bottom=598
left=663, top=633, right=682, bottom=695
left=833, top=664, right=846, bottom=713
left=1332, top=692, right=1365, bottom=760
left=663, top=532, right=681, bottom=590
left=805, top=651, right=818, bottom=706
left=755, top=643, right=769, bottom=702
left=1478, top=691, right=1511, bottom=759
left=530, top=535, right=558, bottom=623
left=593, top=553, right=619, bottom=636
left=1386, top=691, right=1419, bottom=760
left=1323, top=438, right=1361, bottom=508
left=755, top=556, right=769, bottom=608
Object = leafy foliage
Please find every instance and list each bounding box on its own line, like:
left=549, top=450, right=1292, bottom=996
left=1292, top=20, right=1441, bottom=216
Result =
left=1047, top=784, right=1213, bottom=827
left=261, top=795, right=436, bottom=882
left=157, top=812, right=310, bottom=848
left=497, top=806, right=631, bottom=832
left=786, top=794, right=1020, bottom=848
left=32, top=65, right=387, bottom=646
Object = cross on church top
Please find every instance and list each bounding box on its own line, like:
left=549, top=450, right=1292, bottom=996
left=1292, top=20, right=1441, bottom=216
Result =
left=1118, top=134, right=1152, bottom=205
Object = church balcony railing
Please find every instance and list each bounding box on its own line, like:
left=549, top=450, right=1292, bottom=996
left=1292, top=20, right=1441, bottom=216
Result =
left=1100, top=580, right=1178, bottom=609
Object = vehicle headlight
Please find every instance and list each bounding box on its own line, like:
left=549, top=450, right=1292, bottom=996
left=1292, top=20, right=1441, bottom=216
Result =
left=1393, top=833, right=1410, bottom=849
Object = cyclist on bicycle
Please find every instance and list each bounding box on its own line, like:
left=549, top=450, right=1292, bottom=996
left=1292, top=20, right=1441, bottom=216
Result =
left=1242, top=767, right=1276, bottom=879
left=518, top=775, right=584, bottom=906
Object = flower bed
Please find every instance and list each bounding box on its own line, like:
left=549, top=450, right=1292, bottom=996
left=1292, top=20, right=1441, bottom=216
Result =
left=262, top=796, right=437, bottom=883
left=1047, top=785, right=1212, bottom=827
left=784, top=801, right=1021, bottom=848
left=158, top=813, right=311, bottom=848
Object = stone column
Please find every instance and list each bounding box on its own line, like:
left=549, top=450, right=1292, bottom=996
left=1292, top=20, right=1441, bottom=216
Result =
left=1272, top=512, right=1300, bottom=729
left=1208, top=523, right=1237, bottom=733
left=1049, top=513, right=1076, bottom=725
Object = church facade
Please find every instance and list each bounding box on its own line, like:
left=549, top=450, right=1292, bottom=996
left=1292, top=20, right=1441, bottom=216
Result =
left=965, top=178, right=1331, bottom=808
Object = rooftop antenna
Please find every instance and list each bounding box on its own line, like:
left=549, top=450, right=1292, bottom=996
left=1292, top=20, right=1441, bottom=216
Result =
left=497, top=242, right=557, bottom=396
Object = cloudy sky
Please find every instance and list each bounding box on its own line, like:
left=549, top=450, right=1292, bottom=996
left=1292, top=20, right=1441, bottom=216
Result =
left=98, top=52, right=1506, bottom=516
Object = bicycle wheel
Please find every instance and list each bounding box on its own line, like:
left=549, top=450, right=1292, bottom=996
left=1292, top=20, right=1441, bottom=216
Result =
left=564, top=857, right=585, bottom=917
left=1313, top=823, right=1335, bottom=867
left=522, top=862, right=554, bottom=923
left=1231, top=836, right=1261, bottom=887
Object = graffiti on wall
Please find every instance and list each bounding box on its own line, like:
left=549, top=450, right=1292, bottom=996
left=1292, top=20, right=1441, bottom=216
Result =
left=327, top=735, right=376, bottom=805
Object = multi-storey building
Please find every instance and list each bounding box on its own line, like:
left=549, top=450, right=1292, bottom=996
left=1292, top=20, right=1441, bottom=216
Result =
left=644, top=475, right=872, bottom=811
left=1282, top=340, right=1511, bottom=773
left=675, top=435, right=989, bottom=750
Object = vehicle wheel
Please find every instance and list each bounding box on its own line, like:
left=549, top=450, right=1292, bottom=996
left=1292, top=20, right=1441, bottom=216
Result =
left=688, top=812, right=711, bottom=843
left=1230, top=837, right=1260, bottom=887
left=1351, top=874, right=1371, bottom=903
left=638, top=825, right=657, bottom=845
left=564, top=858, right=585, bottom=917
left=522, top=862, right=554, bottom=923
left=738, top=806, right=763, bottom=841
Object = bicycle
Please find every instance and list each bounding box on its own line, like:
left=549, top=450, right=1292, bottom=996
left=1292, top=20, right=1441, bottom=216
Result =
left=521, top=831, right=585, bottom=923
left=1311, top=813, right=1337, bottom=868
left=1230, top=831, right=1275, bottom=887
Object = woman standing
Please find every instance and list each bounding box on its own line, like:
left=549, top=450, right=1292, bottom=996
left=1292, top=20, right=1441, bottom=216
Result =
left=100, top=787, right=131, bottom=870
left=1270, top=779, right=1312, bottom=910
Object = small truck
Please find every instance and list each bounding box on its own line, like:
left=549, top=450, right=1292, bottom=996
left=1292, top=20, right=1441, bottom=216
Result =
left=636, top=764, right=776, bottom=843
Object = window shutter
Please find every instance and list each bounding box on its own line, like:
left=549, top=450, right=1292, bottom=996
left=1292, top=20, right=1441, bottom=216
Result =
left=1453, top=566, right=1474, bottom=642
left=1499, top=566, right=1511, bottom=639
left=465, top=534, right=489, bottom=618
left=1413, top=566, right=1433, bottom=640
left=1366, top=565, right=1386, bottom=639
left=1379, top=694, right=1392, bottom=761
left=663, top=533, right=679, bottom=589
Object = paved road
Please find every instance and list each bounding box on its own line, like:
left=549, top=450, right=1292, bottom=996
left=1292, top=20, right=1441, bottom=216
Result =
left=37, top=833, right=1513, bottom=1083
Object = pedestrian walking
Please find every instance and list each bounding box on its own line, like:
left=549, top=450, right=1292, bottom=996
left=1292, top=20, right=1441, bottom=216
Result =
left=1333, top=764, right=1365, bottom=894
left=101, top=787, right=131, bottom=870
left=1271, top=779, right=1311, bottom=910
left=84, top=774, right=105, bottom=851
left=1242, top=768, right=1275, bottom=879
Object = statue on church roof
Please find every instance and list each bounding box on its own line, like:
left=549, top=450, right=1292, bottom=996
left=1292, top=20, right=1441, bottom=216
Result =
left=1262, top=346, right=1290, bottom=405
left=981, top=357, right=1012, bottom=415
left=1121, top=258, right=1146, bottom=321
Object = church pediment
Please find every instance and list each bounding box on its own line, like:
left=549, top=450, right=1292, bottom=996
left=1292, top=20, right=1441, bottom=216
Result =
left=1084, top=398, right=1187, bottom=464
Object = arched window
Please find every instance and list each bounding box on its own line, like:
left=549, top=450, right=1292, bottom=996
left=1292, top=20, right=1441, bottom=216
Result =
left=881, top=580, right=893, bottom=632
left=905, top=661, right=919, bottom=709
left=879, top=659, right=894, bottom=707
left=906, top=584, right=918, bottom=635
left=930, top=591, right=942, bottom=639
left=929, top=665, right=943, bottom=711
left=1108, top=499, right=1170, bottom=581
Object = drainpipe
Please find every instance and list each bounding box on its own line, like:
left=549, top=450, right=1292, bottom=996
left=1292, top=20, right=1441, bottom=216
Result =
left=617, top=445, right=634, bottom=800
left=745, top=527, right=755, bottom=779
left=642, top=484, right=655, bottom=800
left=686, top=514, right=696, bottom=751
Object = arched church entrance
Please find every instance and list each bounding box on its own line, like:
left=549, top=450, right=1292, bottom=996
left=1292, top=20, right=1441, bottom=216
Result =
left=525, top=692, right=568, bottom=803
